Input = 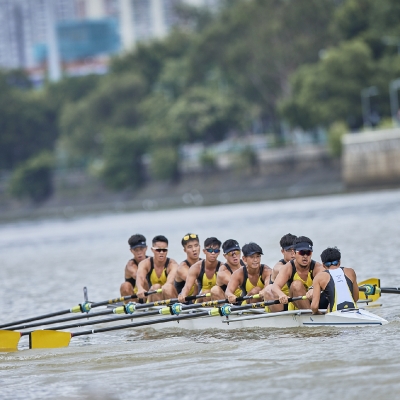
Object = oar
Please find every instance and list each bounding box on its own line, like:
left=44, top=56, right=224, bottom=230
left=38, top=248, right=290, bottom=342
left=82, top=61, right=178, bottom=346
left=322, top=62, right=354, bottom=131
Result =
left=0, top=292, right=212, bottom=350
left=4, top=292, right=212, bottom=331
left=27, top=295, right=305, bottom=349
left=0, top=289, right=163, bottom=330
left=16, top=294, right=263, bottom=333
left=10, top=295, right=306, bottom=351
left=357, top=278, right=400, bottom=300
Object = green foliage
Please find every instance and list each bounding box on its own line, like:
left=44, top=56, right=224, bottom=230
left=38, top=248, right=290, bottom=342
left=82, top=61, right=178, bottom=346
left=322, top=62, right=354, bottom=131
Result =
left=327, top=122, right=348, bottom=158
left=59, top=73, right=147, bottom=160
left=8, top=151, right=54, bottom=203
left=280, top=40, right=375, bottom=130
left=0, top=86, right=58, bottom=170
left=150, top=146, right=180, bottom=181
left=100, top=127, right=150, bottom=190
left=168, top=86, right=249, bottom=143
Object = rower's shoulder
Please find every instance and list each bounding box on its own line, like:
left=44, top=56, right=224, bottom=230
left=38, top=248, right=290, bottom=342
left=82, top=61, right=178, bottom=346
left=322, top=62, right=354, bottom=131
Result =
left=343, top=266, right=357, bottom=278
left=138, top=257, right=151, bottom=269
left=167, top=258, right=179, bottom=267
left=190, top=259, right=202, bottom=269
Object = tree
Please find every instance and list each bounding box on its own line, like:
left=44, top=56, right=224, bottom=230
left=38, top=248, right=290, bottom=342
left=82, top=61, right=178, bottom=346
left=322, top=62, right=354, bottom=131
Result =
left=100, top=127, right=149, bottom=190
left=59, top=73, right=147, bottom=161
left=8, top=151, right=54, bottom=203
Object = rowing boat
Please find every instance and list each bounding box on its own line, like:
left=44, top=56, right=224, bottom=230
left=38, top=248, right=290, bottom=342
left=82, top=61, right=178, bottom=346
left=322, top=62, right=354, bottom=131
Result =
left=93, top=306, right=388, bottom=330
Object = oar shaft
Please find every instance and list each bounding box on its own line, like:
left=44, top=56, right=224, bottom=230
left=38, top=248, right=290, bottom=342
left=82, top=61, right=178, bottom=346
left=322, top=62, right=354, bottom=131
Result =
left=0, top=309, right=72, bottom=329
left=8, top=309, right=113, bottom=330
left=90, top=289, right=159, bottom=307
left=44, top=309, right=161, bottom=331
left=71, top=311, right=210, bottom=337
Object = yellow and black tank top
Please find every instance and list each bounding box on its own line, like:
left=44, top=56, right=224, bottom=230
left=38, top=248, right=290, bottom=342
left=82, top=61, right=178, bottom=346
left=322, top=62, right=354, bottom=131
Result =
left=174, top=259, right=201, bottom=296
left=197, top=260, right=221, bottom=291
left=323, top=268, right=357, bottom=312
left=240, top=264, right=265, bottom=296
left=286, top=259, right=316, bottom=290
left=146, top=257, right=169, bottom=287
left=219, top=260, right=245, bottom=297
left=286, top=259, right=315, bottom=310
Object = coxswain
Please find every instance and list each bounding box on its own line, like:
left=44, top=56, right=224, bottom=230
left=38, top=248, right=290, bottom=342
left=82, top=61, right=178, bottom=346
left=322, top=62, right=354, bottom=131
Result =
left=311, top=247, right=359, bottom=314
left=136, top=235, right=179, bottom=302
left=120, top=234, right=148, bottom=299
left=178, top=237, right=222, bottom=303
left=261, top=233, right=297, bottom=312
left=211, top=239, right=244, bottom=300
left=174, top=233, right=201, bottom=299
left=225, top=242, right=271, bottom=304
left=271, top=236, right=324, bottom=310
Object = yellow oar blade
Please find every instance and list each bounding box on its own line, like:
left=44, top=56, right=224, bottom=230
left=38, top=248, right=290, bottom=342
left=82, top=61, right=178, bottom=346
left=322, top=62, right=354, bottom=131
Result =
left=30, top=330, right=72, bottom=349
left=358, top=278, right=381, bottom=302
left=0, top=330, right=21, bottom=351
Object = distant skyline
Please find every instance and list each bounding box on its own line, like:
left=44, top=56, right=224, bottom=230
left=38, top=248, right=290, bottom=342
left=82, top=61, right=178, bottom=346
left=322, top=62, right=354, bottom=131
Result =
left=0, top=0, right=220, bottom=76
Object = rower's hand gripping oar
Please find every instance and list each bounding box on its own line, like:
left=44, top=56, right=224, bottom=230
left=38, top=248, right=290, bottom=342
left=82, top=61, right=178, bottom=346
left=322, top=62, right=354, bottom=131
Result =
left=0, top=289, right=163, bottom=330
left=0, top=293, right=211, bottom=351
left=28, top=295, right=305, bottom=349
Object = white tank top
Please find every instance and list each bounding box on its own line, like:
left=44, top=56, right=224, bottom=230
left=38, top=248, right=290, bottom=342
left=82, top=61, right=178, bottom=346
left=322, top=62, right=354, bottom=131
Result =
left=328, top=268, right=356, bottom=311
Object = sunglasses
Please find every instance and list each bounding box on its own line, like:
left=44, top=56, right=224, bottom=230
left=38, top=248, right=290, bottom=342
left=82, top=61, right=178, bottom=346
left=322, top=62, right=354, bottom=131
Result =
left=205, top=248, right=220, bottom=254
left=324, top=260, right=339, bottom=267
left=297, top=250, right=312, bottom=256
left=183, top=233, right=198, bottom=241
left=226, top=250, right=240, bottom=256
left=152, top=247, right=168, bottom=253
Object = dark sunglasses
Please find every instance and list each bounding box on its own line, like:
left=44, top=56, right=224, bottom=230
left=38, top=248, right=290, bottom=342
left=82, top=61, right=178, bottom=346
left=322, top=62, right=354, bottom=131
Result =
left=297, top=250, right=312, bottom=256
left=205, top=248, right=220, bottom=254
left=152, top=247, right=168, bottom=253
left=324, top=260, right=339, bottom=267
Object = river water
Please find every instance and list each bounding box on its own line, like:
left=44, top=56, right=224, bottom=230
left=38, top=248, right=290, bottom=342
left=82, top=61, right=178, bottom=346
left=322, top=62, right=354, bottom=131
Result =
left=1, top=189, right=400, bottom=400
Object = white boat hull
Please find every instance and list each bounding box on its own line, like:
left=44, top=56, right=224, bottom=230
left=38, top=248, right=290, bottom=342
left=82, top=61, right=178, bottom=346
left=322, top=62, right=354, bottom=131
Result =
left=93, top=307, right=388, bottom=331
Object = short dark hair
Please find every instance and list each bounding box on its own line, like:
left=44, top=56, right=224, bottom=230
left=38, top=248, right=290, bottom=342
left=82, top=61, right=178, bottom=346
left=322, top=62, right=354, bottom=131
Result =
left=204, top=237, right=221, bottom=248
left=242, top=242, right=263, bottom=256
left=321, top=247, right=341, bottom=264
left=128, top=234, right=146, bottom=247
left=152, top=235, right=168, bottom=245
left=280, top=233, right=297, bottom=249
left=181, top=233, right=199, bottom=247
left=294, top=236, right=313, bottom=246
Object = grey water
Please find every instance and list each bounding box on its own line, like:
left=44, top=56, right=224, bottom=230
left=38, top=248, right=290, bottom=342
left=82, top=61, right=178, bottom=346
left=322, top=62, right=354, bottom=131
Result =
left=1, top=189, right=400, bottom=400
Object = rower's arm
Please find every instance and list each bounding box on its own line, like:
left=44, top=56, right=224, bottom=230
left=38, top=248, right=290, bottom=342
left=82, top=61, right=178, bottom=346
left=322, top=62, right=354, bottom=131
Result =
left=136, top=259, right=150, bottom=295
left=312, top=262, right=325, bottom=277
left=166, top=259, right=178, bottom=285
left=226, top=269, right=243, bottom=302
left=180, top=263, right=200, bottom=298
left=271, top=262, right=282, bottom=283
left=125, top=260, right=137, bottom=279
left=216, top=266, right=230, bottom=286
left=271, top=264, right=291, bottom=298
left=311, top=277, right=322, bottom=314
left=347, top=268, right=359, bottom=302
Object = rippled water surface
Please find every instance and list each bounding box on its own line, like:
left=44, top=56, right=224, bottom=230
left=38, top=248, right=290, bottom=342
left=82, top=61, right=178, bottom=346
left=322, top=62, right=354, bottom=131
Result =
left=2, top=190, right=400, bottom=399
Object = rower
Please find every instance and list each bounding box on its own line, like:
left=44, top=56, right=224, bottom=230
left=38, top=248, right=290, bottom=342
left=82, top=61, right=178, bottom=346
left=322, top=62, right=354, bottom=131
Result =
left=261, top=233, right=297, bottom=312
left=225, top=242, right=271, bottom=304
left=178, top=237, right=222, bottom=303
left=136, top=235, right=179, bottom=302
left=271, top=236, right=324, bottom=310
left=211, top=239, right=244, bottom=300
left=174, top=233, right=201, bottom=299
left=311, top=247, right=359, bottom=315
left=120, top=234, right=148, bottom=300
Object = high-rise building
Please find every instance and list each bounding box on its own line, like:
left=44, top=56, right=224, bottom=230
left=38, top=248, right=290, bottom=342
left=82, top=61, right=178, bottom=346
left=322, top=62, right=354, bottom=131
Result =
left=119, top=0, right=220, bottom=51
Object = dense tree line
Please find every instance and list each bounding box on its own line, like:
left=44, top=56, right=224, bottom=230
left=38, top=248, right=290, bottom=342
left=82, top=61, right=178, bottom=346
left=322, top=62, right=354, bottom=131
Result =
left=2, top=0, right=400, bottom=202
